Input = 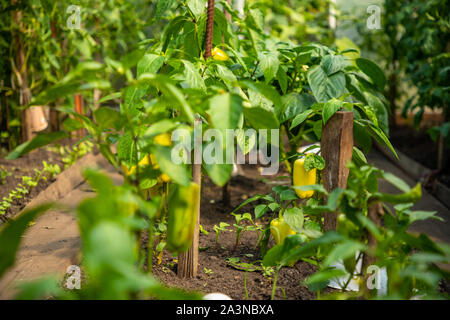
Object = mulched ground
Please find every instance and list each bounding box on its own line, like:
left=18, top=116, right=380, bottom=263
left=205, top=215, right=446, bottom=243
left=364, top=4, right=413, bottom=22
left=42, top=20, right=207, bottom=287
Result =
left=152, top=165, right=332, bottom=300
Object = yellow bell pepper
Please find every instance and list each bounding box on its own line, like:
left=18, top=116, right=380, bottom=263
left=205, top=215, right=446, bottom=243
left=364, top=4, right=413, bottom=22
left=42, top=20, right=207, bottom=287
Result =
left=270, top=216, right=296, bottom=245
left=211, top=47, right=229, bottom=61
left=293, top=157, right=316, bottom=199
left=121, top=132, right=172, bottom=184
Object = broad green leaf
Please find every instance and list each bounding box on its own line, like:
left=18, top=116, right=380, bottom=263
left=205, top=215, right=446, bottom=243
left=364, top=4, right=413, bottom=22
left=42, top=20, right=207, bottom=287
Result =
left=117, top=132, right=137, bottom=167
left=7, top=131, right=68, bottom=160
left=203, top=162, right=232, bottom=187
left=151, top=145, right=190, bottom=186
left=292, top=184, right=327, bottom=194
left=382, top=172, right=411, bottom=192
left=322, top=98, right=343, bottom=125
left=321, top=55, right=347, bottom=76
left=137, top=54, right=164, bottom=76
left=323, top=240, right=366, bottom=267
left=236, top=128, right=257, bottom=155
left=137, top=73, right=195, bottom=123
left=262, top=234, right=304, bottom=267
left=120, top=49, right=145, bottom=69
left=356, top=58, right=386, bottom=90
left=240, top=80, right=283, bottom=111
left=307, top=66, right=346, bottom=103
left=156, top=0, right=176, bottom=20
left=280, top=93, right=315, bottom=123
left=405, top=210, right=443, bottom=223
left=209, top=93, right=243, bottom=132
left=94, top=107, right=121, bottom=130
left=181, top=60, right=206, bottom=91
left=284, top=207, right=304, bottom=232
left=187, top=0, right=206, bottom=19
left=290, top=110, right=313, bottom=130
left=254, top=204, right=268, bottom=219
left=144, top=119, right=179, bottom=137
left=258, top=51, right=279, bottom=83
left=243, top=106, right=279, bottom=130
left=277, top=66, right=288, bottom=94
left=305, top=268, right=347, bottom=287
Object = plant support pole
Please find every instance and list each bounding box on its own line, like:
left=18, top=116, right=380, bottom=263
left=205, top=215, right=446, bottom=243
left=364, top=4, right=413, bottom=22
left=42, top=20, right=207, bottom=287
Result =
left=321, top=111, right=353, bottom=231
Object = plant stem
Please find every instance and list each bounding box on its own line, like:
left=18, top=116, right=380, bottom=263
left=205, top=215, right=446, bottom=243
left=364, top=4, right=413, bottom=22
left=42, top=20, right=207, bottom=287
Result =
left=244, top=271, right=249, bottom=300
left=271, top=267, right=280, bottom=300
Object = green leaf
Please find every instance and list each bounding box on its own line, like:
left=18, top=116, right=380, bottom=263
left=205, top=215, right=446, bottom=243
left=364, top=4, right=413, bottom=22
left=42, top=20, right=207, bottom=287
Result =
left=321, top=55, right=347, bottom=76
left=181, top=60, right=206, bottom=91
left=284, top=207, right=304, bottom=232
left=323, top=240, right=365, bottom=267
left=151, top=145, right=190, bottom=186
left=254, top=204, right=268, bottom=219
left=290, top=110, right=313, bottom=130
left=280, top=93, right=315, bottom=123
left=304, top=154, right=325, bottom=171
left=258, top=51, right=279, bottom=83
left=356, top=58, right=386, bottom=90
left=405, top=210, right=443, bottom=223
left=243, top=107, right=279, bottom=130
left=144, top=119, right=178, bottom=137
left=7, top=132, right=68, bottom=160
left=240, top=80, right=283, bottom=111
left=209, top=93, right=243, bottom=132
left=117, top=132, right=137, bottom=167
left=156, top=0, right=176, bottom=20
left=137, top=54, right=164, bottom=77
left=305, top=268, right=347, bottom=287
left=94, top=107, right=121, bottom=130
left=382, top=172, right=411, bottom=193
left=307, top=66, right=346, bottom=103
left=292, top=184, right=327, bottom=194
left=277, top=67, right=288, bottom=94
left=203, top=162, right=232, bottom=187
left=137, top=74, right=195, bottom=124
left=322, top=98, right=342, bottom=125
left=187, top=0, right=206, bottom=19
left=262, top=234, right=304, bottom=267
left=63, top=117, right=84, bottom=132
left=120, top=49, right=145, bottom=69
left=0, top=204, right=53, bottom=278
left=352, top=146, right=367, bottom=166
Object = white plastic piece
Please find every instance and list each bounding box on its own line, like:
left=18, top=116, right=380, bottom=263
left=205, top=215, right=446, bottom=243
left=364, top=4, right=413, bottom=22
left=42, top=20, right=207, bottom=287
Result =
left=327, top=251, right=388, bottom=296
left=203, top=293, right=232, bottom=300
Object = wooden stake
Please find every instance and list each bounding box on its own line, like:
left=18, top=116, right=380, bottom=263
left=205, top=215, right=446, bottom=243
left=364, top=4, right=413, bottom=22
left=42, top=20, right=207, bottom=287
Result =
left=11, top=1, right=33, bottom=142
left=49, top=19, right=60, bottom=132
left=321, top=111, right=354, bottom=231
left=178, top=163, right=202, bottom=278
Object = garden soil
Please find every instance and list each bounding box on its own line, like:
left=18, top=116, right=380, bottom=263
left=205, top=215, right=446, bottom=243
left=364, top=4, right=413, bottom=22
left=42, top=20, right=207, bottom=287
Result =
left=0, top=149, right=449, bottom=299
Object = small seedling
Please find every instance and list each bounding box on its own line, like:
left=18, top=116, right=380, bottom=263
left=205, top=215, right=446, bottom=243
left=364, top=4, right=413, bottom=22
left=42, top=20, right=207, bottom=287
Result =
left=213, top=222, right=230, bottom=248
left=232, top=213, right=253, bottom=252
left=204, top=267, right=213, bottom=276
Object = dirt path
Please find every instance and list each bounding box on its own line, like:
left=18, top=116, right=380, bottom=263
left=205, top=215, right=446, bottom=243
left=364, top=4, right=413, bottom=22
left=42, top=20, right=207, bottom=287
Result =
left=0, top=153, right=122, bottom=299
